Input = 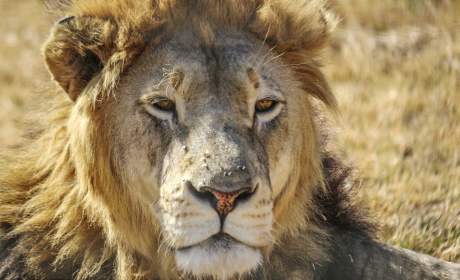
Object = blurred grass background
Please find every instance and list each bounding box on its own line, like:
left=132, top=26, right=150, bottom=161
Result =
left=328, top=0, right=460, bottom=262
left=0, top=0, right=459, bottom=263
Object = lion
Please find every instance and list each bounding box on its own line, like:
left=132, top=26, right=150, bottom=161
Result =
left=0, top=0, right=459, bottom=279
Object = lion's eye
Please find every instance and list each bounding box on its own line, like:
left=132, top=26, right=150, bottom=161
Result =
left=255, top=100, right=275, bottom=112
left=154, top=99, right=175, bottom=111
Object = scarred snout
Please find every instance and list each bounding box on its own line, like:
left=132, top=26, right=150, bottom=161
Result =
left=159, top=114, right=274, bottom=251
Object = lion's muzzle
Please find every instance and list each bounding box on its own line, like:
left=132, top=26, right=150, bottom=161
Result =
left=158, top=121, right=273, bottom=278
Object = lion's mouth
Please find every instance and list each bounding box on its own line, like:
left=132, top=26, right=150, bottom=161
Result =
left=175, top=232, right=258, bottom=252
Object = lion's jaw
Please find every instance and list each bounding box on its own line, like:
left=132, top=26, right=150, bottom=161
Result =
left=175, top=234, right=262, bottom=280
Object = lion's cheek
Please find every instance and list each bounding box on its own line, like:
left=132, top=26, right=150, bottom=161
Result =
left=269, top=147, right=295, bottom=199
left=126, top=160, right=162, bottom=203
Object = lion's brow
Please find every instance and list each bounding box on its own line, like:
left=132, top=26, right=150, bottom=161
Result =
left=147, top=67, right=185, bottom=94
left=246, top=67, right=260, bottom=90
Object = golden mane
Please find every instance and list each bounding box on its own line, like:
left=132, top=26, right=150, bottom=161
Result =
left=1, top=1, right=345, bottom=279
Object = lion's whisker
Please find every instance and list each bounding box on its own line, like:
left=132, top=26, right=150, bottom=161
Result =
left=255, top=45, right=277, bottom=71
left=272, top=218, right=286, bottom=231
left=154, top=75, right=176, bottom=90
left=260, top=51, right=287, bottom=68
left=157, top=235, right=172, bottom=253
left=268, top=61, right=311, bottom=72
left=256, top=24, right=271, bottom=56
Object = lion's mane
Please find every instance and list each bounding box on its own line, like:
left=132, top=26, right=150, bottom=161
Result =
left=0, top=1, right=374, bottom=279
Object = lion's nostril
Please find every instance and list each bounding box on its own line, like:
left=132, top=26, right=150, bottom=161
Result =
left=187, top=181, right=217, bottom=205
left=233, top=184, right=257, bottom=208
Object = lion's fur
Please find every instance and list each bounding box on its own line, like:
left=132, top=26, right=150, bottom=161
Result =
left=0, top=1, right=381, bottom=279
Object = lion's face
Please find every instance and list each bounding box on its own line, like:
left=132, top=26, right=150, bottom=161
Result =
left=90, top=28, right=316, bottom=279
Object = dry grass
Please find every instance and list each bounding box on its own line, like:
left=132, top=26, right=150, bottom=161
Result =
left=328, top=0, right=460, bottom=262
left=0, top=0, right=459, bottom=263
left=0, top=0, right=48, bottom=145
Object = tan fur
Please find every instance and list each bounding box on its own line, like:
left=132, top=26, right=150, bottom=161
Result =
left=3, top=1, right=459, bottom=280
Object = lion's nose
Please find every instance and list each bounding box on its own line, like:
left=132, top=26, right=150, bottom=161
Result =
left=206, top=188, right=254, bottom=217
left=188, top=183, right=255, bottom=220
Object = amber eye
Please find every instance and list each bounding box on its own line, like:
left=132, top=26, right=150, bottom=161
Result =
left=255, top=100, right=275, bottom=112
left=154, top=99, right=175, bottom=111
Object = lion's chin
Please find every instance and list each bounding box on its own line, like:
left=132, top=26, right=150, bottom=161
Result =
left=174, top=234, right=262, bottom=280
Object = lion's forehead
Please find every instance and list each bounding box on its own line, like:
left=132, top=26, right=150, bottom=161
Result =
left=139, top=31, right=270, bottom=90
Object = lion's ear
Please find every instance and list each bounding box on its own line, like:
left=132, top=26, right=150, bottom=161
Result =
left=43, top=16, right=117, bottom=101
